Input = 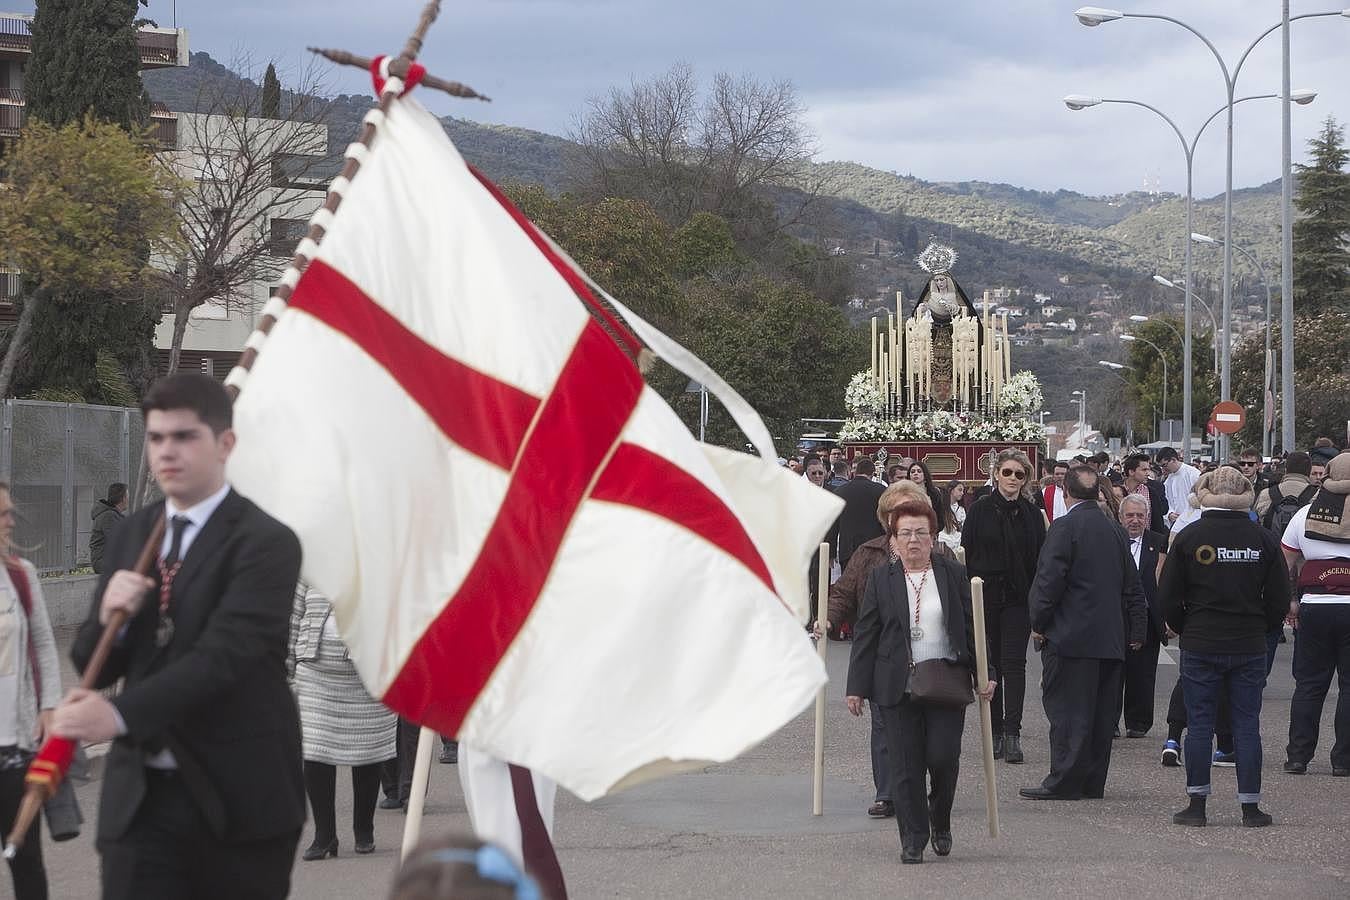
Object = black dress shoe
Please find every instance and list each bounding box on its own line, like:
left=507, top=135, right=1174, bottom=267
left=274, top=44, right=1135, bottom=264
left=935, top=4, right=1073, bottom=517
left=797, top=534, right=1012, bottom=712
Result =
left=1333, top=767, right=1350, bottom=777
left=867, top=800, right=895, bottom=818
left=379, top=796, right=404, bottom=810
left=992, top=734, right=1004, bottom=760
left=303, top=838, right=338, bottom=861
left=931, top=831, right=952, bottom=856
left=354, top=837, right=376, bottom=855
left=901, top=846, right=924, bottom=864
left=1125, top=729, right=1148, bottom=738
left=1004, top=735, right=1024, bottom=765
left=1283, top=760, right=1307, bottom=774
left=1019, top=786, right=1078, bottom=801
left=439, top=743, right=458, bottom=765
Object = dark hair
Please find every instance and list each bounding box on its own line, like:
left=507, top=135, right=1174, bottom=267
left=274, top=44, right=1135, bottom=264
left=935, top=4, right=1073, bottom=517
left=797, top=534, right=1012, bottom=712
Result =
left=141, top=373, right=232, bottom=435
left=887, top=499, right=938, bottom=536
left=390, top=835, right=525, bottom=900
left=886, top=463, right=906, bottom=482
left=908, top=459, right=933, bottom=487
left=1284, top=451, right=1311, bottom=477
left=1053, top=459, right=1069, bottom=471
left=106, top=483, right=127, bottom=506
left=1065, top=465, right=1099, bottom=500
left=831, top=460, right=849, bottom=475
left=1313, top=436, right=1334, bottom=449
left=1123, top=454, right=1149, bottom=476
left=1238, top=446, right=1260, bottom=460
left=1091, top=452, right=1110, bottom=465
left=1155, top=447, right=1180, bottom=463
left=853, top=457, right=875, bottom=477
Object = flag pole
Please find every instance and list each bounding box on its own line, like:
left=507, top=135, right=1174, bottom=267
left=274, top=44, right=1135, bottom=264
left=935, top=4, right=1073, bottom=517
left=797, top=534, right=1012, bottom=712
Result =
left=4, top=515, right=166, bottom=857
left=812, top=542, right=829, bottom=816
left=970, top=576, right=999, bottom=838
left=400, top=725, right=439, bottom=859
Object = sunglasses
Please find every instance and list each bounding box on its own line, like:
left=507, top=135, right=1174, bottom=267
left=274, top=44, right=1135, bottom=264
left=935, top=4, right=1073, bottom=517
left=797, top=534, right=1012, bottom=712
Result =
left=999, top=468, right=1027, bottom=480
left=1238, top=461, right=1258, bottom=467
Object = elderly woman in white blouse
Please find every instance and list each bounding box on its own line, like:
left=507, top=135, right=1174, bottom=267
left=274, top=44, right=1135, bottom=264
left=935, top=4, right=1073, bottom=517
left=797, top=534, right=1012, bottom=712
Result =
left=845, top=498, right=995, bottom=865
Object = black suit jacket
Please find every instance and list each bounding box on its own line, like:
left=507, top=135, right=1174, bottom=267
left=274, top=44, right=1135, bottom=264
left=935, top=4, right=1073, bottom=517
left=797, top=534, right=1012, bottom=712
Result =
left=845, top=553, right=993, bottom=704
left=1029, top=502, right=1148, bottom=660
left=1131, top=529, right=1168, bottom=642
left=71, top=490, right=305, bottom=845
left=827, top=477, right=886, bottom=568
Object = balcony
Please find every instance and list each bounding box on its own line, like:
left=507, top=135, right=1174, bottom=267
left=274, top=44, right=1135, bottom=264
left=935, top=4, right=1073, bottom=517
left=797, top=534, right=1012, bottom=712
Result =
left=0, top=96, right=177, bottom=147
left=0, top=14, right=186, bottom=68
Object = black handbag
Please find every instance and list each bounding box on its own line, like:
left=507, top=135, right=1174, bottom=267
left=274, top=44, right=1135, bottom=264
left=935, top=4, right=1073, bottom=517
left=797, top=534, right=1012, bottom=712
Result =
left=908, top=659, right=974, bottom=708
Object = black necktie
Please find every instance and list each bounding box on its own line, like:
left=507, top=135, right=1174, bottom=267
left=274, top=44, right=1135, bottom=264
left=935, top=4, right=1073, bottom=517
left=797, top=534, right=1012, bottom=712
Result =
left=165, top=515, right=191, bottom=566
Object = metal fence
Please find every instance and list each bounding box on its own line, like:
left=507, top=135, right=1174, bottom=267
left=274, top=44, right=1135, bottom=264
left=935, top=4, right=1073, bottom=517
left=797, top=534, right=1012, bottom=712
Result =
left=0, top=401, right=144, bottom=574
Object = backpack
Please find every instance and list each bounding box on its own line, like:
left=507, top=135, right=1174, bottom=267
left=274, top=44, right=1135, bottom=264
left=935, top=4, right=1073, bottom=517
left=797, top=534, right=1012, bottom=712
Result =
left=1262, top=482, right=1318, bottom=534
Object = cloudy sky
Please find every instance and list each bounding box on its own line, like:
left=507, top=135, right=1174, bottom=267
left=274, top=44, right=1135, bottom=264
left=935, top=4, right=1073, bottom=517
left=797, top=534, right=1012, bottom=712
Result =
left=18, top=1, right=1350, bottom=197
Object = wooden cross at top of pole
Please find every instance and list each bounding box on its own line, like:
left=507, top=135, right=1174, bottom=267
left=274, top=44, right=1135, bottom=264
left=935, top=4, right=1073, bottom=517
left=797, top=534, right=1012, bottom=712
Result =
left=308, top=0, right=491, bottom=102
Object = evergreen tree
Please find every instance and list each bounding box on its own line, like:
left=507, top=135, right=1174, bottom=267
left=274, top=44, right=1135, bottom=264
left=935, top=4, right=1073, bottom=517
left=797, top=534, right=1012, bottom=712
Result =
left=1293, top=117, right=1350, bottom=314
left=261, top=63, right=281, bottom=118
left=24, top=0, right=150, bottom=130
left=16, top=0, right=158, bottom=402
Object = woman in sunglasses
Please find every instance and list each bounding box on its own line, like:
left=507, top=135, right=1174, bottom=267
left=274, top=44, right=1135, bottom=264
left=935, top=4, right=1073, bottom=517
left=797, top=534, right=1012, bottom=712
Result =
left=961, top=448, right=1046, bottom=765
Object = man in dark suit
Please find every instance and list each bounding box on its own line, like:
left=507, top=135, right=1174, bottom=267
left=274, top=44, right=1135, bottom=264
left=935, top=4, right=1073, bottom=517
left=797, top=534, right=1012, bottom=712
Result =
left=53, top=374, right=304, bottom=900
left=826, top=457, right=886, bottom=570
left=1020, top=465, right=1148, bottom=801
left=1117, top=493, right=1169, bottom=737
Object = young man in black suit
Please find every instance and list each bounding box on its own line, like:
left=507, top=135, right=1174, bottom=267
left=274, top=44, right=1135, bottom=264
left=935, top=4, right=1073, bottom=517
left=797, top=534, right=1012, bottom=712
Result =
left=53, top=374, right=305, bottom=900
left=1020, top=466, right=1148, bottom=801
left=826, top=457, right=886, bottom=570
left=1117, top=494, right=1169, bottom=738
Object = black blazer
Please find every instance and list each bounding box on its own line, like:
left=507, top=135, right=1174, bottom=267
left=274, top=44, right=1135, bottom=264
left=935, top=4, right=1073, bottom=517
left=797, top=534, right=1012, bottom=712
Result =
left=845, top=553, right=992, bottom=705
left=827, top=477, right=886, bottom=568
left=1029, top=502, right=1148, bottom=660
left=1140, top=479, right=1170, bottom=535
left=1134, top=529, right=1168, bottom=641
left=71, top=490, right=305, bottom=845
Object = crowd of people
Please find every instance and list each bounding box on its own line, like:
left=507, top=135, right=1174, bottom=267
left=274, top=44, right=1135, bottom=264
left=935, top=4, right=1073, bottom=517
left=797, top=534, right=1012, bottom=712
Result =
left=797, top=436, right=1350, bottom=863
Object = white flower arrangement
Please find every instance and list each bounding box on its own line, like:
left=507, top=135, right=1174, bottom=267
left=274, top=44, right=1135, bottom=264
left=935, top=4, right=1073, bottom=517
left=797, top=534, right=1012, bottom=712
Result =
left=1000, top=370, right=1044, bottom=417
left=839, top=416, right=898, bottom=442
left=842, top=411, right=1045, bottom=444
left=844, top=371, right=883, bottom=416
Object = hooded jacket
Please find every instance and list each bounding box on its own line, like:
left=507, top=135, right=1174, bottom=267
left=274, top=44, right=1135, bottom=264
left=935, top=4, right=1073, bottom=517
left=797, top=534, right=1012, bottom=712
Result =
left=89, top=499, right=123, bottom=574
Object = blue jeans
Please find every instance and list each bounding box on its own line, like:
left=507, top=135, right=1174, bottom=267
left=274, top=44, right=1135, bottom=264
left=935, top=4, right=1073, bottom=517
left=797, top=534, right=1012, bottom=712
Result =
left=1180, top=651, right=1266, bottom=803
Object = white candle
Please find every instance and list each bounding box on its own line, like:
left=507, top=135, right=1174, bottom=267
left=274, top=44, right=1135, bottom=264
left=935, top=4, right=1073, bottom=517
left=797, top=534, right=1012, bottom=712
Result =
left=871, top=316, right=878, bottom=391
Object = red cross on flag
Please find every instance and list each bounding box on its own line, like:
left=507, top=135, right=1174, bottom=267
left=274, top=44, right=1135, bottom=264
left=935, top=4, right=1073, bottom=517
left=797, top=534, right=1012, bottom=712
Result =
left=226, top=93, right=841, bottom=801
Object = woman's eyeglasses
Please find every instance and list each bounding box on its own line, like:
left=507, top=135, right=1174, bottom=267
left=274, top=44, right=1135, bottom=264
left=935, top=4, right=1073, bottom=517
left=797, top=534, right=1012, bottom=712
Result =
left=999, top=468, right=1027, bottom=480
left=894, top=529, right=931, bottom=540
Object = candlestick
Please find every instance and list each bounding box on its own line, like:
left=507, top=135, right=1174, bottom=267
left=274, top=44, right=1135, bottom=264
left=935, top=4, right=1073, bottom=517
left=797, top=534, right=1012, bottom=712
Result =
left=871, top=316, right=878, bottom=392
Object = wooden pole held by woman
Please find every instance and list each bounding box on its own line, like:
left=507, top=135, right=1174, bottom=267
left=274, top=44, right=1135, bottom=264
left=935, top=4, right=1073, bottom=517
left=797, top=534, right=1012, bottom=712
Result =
left=970, top=576, right=1000, bottom=838
left=812, top=542, right=829, bottom=816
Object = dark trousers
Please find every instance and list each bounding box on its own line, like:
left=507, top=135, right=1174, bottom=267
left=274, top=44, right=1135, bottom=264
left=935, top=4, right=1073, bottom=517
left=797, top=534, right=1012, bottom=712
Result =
left=1180, top=651, right=1266, bottom=802
left=1166, top=676, right=1234, bottom=752
left=379, top=719, right=456, bottom=802
left=879, top=698, right=965, bottom=851
left=984, top=598, right=1030, bottom=736
left=303, top=761, right=382, bottom=845
left=869, top=702, right=891, bottom=802
left=1121, top=634, right=1162, bottom=733
left=0, top=762, right=46, bottom=900
left=1287, top=603, right=1350, bottom=769
left=99, top=770, right=300, bottom=900
left=1040, top=646, right=1122, bottom=798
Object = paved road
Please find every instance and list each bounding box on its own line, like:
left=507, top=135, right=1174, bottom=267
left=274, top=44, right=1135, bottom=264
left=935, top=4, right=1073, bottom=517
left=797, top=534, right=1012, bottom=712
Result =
left=40, top=630, right=1349, bottom=899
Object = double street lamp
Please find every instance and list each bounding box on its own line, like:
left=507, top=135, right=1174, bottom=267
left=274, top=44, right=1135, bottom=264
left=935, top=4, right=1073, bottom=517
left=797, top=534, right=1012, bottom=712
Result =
left=1064, top=90, right=1316, bottom=463
left=1150, top=276, right=1219, bottom=374
left=1120, top=333, right=1167, bottom=422
left=1071, top=4, right=1345, bottom=459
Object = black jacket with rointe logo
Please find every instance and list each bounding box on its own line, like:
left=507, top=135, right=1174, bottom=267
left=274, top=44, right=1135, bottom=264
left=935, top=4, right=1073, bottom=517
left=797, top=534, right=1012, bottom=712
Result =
left=1160, top=509, right=1291, bottom=655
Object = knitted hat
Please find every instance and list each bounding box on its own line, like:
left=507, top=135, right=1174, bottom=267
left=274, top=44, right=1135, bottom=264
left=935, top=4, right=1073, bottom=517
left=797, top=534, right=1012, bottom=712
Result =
left=1194, top=465, right=1254, bottom=511
left=1321, top=451, right=1350, bottom=495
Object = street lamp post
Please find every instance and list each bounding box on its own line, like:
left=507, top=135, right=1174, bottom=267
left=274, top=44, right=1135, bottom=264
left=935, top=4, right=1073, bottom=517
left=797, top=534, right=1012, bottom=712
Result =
left=1152, top=275, right=1220, bottom=374
left=1191, top=232, right=1277, bottom=456
left=1120, top=334, right=1168, bottom=424
left=1072, top=4, right=1344, bottom=457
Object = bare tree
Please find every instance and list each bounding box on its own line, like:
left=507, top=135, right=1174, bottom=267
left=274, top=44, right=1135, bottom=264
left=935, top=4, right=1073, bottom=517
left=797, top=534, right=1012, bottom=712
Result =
left=569, top=65, right=817, bottom=229
left=161, top=60, right=332, bottom=375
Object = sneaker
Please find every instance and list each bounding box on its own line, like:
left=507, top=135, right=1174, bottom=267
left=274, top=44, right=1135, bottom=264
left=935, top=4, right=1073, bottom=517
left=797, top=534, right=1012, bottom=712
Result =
left=1161, top=740, right=1181, bottom=767
left=1212, top=750, right=1237, bottom=768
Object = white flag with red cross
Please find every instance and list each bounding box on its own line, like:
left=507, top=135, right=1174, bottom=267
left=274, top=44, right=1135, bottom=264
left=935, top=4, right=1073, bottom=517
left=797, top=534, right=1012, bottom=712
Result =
left=226, top=90, right=840, bottom=801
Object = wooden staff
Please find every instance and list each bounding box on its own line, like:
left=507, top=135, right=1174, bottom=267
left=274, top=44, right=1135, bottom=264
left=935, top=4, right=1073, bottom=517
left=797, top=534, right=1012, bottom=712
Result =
left=4, top=515, right=166, bottom=857
left=812, top=542, right=829, bottom=816
left=970, top=577, right=1000, bottom=838
left=401, top=725, right=439, bottom=859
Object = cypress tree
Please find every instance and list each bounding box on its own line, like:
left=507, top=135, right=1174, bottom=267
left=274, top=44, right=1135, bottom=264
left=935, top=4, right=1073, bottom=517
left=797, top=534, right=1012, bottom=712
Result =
left=24, top=0, right=150, bottom=130
left=1293, top=117, right=1350, bottom=314
left=261, top=63, right=281, bottom=118
left=14, top=0, right=158, bottom=401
